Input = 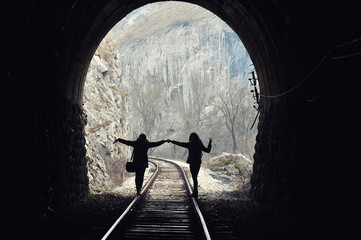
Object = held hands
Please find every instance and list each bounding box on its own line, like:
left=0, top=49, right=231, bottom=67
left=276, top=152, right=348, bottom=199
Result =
left=113, top=139, right=209, bottom=144
left=113, top=138, right=173, bottom=144
left=165, top=139, right=212, bottom=143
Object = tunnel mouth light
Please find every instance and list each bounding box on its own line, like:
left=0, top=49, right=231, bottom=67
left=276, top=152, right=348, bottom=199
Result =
left=83, top=1, right=258, bottom=194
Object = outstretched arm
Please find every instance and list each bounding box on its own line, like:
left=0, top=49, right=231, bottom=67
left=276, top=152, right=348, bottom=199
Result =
left=113, top=138, right=136, bottom=147
left=170, top=140, right=190, bottom=149
left=202, top=138, right=212, bottom=153
left=149, top=140, right=166, bottom=148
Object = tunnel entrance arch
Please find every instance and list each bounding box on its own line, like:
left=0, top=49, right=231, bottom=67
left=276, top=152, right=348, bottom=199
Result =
left=4, top=1, right=361, bottom=238
left=4, top=0, right=301, bottom=224
left=57, top=0, right=294, bottom=210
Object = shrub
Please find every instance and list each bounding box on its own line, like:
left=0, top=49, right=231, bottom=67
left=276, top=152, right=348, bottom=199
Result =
left=224, top=158, right=232, bottom=165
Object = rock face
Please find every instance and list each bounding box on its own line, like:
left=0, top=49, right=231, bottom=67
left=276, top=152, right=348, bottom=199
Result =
left=206, top=152, right=253, bottom=183
left=109, top=2, right=257, bottom=159
left=83, top=36, right=130, bottom=191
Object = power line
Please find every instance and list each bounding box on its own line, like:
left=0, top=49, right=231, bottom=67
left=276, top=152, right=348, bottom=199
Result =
left=258, top=37, right=361, bottom=99
left=332, top=51, right=361, bottom=60
left=259, top=49, right=332, bottom=99
left=248, top=37, right=361, bottom=129
left=335, top=37, right=361, bottom=48
left=305, top=58, right=333, bottom=102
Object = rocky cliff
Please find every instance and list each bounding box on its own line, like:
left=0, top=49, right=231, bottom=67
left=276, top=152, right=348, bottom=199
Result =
left=109, top=2, right=257, bottom=159
left=83, top=36, right=130, bottom=191
left=84, top=2, right=257, bottom=189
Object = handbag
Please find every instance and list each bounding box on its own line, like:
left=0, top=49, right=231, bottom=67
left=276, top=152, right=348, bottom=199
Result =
left=126, top=150, right=135, bottom=172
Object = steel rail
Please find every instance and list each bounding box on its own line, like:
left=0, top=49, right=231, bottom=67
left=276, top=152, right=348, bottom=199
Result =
left=149, top=157, right=212, bottom=240
left=101, top=161, right=159, bottom=240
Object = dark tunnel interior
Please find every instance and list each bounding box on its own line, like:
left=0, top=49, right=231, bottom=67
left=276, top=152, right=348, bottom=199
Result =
left=2, top=0, right=361, bottom=238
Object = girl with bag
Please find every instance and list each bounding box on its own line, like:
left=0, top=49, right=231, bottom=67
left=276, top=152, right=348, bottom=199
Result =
left=114, top=133, right=167, bottom=195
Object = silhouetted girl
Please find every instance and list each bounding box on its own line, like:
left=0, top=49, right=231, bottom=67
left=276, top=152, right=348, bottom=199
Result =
left=170, top=132, right=212, bottom=197
left=114, top=133, right=166, bottom=194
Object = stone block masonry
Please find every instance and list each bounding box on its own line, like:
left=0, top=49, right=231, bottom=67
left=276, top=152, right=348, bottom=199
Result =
left=30, top=95, right=89, bottom=214
left=51, top=97, right=89, bottom=209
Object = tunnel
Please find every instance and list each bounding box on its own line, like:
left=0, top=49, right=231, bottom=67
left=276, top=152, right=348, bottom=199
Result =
left=3, top=0, right=360, bottom=238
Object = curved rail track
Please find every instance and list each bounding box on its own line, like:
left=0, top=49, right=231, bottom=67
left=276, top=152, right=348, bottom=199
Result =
left=101, top=157, right=211, bottom=240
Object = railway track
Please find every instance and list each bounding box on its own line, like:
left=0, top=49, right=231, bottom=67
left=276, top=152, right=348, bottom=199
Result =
left=101, top=157, right=211, bottom=240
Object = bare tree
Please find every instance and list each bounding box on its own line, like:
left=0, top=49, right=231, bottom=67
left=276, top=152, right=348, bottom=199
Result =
left=213, top=85, right=244, bottom=153
left=184, top=73, right=209, bottom=132
left=130, top=75, right=165, bottom=141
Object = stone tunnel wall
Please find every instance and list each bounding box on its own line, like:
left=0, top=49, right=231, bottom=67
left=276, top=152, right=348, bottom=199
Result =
left=251, top=99, right=294, bottom=212
left=25, top=95, right=89, bottom=215
left=50, top=97, right=89, bottom=208
left=3, top=92, right=89, bottom=228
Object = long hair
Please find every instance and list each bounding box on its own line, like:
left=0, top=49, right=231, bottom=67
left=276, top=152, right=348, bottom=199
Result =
left=188, top=132, right=205, bottom=159
left=189, top=132, right=203, bottom=146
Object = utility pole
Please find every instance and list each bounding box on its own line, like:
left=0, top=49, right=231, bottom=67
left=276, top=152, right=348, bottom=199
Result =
left=248, top=70, right=261, bottom=130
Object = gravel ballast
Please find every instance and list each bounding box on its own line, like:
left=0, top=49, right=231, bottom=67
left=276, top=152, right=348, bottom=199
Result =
left=24, top=162, right=302, bottom=239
